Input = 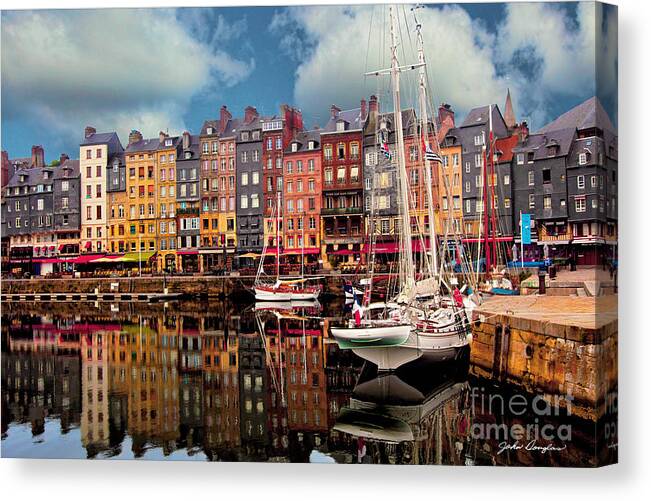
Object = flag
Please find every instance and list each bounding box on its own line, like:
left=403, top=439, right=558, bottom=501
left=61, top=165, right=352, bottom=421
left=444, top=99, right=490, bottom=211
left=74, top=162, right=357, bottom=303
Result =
left=352, top=289, right=363, bottom=326
left=422, top=135, right=442, bottom=163
left=521, top=213, right=532, bottom=245
left=380, top=141, right=391, bottom=159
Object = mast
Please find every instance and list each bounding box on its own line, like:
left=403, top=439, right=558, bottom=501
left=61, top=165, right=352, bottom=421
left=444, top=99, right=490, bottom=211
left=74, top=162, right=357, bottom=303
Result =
left=482, top=109, right=491, bottom=276
left=276, top=190, right=281, bottom=279
left=389, top=5, right=416, bottom=298
left=414, top=9, right=440, bottom=292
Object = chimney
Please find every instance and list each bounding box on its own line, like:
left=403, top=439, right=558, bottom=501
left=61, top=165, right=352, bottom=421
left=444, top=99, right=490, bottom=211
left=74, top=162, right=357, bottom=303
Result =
left=219, top=105, right=232, bottom=134
left=159, top=131, right=169, bottom=143
left=504, top=88, right=516, bottom=129
left=330, top=105, right=341, bottom=119
left=360, top=98, right=367, bottom=121
left=367, top=95, right=379, bottom=131
left=31, top=145, right=45, bottom=168
left=129, top=130, right=143, bottom=145
left=1, top=151, right=9, bottom=188
left=182, top=131, right=191, bottom=150
left=244, top=106, right=258, bottom=124
left=84, top=126, right=96, bottom=139
left=59, top=153, right=69, bottom=165
left=516, top=121, right=529, bottom=142
left=438, top=103, right=455, bottom=127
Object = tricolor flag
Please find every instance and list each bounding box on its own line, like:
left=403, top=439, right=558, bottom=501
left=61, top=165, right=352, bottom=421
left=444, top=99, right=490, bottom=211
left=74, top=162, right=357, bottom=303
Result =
left=352, top=289, right=364, bottom=326
left=380, top=141, right=391, bottom=159
left=422, top=135, right=442, bottom=163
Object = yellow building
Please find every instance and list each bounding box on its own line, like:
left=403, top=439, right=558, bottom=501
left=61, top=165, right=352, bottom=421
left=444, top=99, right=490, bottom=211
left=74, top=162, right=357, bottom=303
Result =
left=438, top=140, right=463, bottom=237
left=123, top=131, right=162, bottom=269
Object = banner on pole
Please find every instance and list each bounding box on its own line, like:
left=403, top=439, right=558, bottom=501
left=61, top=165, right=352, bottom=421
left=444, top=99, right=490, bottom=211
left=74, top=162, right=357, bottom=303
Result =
left=521, top=213, right=532, bottom=245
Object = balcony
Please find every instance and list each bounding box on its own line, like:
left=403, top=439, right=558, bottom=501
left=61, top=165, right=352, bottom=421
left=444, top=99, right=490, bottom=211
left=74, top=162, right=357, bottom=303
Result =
left=177, top=207, right=199, bottom=216
left=321, top=207, right=363, bottom=216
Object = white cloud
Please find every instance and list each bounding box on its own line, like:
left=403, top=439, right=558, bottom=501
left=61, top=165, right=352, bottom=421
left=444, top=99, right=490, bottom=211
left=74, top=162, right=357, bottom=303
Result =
left=1, top=8, right=254, bottom=144
left=273, top=3, right=604, bottom=130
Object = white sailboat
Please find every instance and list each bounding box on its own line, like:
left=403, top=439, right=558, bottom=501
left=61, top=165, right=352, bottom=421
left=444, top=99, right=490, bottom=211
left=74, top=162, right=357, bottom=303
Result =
left=330, top=4, right=472, bottom=370
left=254, top=192, right=322, bottom=301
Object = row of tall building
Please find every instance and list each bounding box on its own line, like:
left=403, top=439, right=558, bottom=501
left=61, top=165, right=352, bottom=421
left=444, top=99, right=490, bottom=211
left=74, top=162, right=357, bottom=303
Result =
left=1, top=91, right=618, bottom=274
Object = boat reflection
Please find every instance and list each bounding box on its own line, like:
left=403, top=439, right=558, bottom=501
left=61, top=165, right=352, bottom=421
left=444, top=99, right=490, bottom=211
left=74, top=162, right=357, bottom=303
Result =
left=333, top=362, right=475, bottom=465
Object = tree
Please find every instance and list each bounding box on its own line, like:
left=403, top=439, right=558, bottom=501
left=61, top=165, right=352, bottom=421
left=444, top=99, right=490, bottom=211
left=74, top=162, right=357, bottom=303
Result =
left=50, top=159, right=61, bottom=167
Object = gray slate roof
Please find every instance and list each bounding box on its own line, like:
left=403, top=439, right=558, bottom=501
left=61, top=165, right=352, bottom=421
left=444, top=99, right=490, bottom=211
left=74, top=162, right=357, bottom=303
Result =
left=81, top=131, right=124, bottom=154
left=322, top=107, right=365, bottom=133
left=538, top=96, right=616, bottom=134
left=285, top=130, right=321, bottom=154
left=54, top=159, right=80, bottom=179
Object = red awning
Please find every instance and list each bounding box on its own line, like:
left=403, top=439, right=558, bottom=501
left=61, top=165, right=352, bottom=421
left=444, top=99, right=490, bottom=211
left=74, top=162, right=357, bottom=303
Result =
left=58, top=244, right=65, bottom=251
left=84, top=241, right=92, bottom=249
left=33, top=258, right=64, bottom=264
left=462, top=236, right=513, bottom=243
left=333, top=249, right=355, bottom=256
left=177, top=250, right=198, bottom=255
left=282, top=248, right=321, bottom=255
left=41, top=245, right=47, bottom=252
left=71, top=254, right=102, bottom=264
left=49, top=245, right=55, bottom=251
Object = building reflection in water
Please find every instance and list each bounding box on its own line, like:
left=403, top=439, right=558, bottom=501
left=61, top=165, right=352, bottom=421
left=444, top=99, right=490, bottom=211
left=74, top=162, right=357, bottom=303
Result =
left=1, top=301, right=611, bottom=466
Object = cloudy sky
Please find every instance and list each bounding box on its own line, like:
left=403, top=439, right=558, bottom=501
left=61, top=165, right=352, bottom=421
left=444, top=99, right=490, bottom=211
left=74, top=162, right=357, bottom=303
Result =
left=1, top=2, right=617, bottom=163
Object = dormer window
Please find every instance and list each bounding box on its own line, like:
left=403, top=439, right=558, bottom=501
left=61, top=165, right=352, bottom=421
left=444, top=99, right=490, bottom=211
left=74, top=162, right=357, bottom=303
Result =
left=165, top=139, right=173, bottom=147
left=336, top=121, right=345, bottom=132
left=291, top=143, right=298, bottom=153
left=19, top=174, right=26, bottom=183
left=207, top=127, right=214, bottom=135
left=241, top=131, right=249, bottom=141
left=185, top=151, right=192, bottom=159
left=43, top=171, right=50, bottom=180
left=308, top=141, right=315, bottom=150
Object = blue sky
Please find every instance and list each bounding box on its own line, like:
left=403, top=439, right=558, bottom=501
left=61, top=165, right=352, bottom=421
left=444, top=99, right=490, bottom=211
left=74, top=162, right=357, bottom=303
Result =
left=1, top=2, right=617, bottom=163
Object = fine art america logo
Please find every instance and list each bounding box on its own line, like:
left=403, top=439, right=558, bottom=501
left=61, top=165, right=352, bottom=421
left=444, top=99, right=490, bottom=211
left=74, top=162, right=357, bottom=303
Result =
left=469, top=387, right=574, bottom=455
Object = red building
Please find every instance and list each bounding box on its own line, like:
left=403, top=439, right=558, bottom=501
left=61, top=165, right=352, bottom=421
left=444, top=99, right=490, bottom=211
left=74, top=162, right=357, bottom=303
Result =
left=283, top=130, right=322, bottom=272
left=320, top=101, right=368, bottom=270
left=261, top=105, right=303, bottom=248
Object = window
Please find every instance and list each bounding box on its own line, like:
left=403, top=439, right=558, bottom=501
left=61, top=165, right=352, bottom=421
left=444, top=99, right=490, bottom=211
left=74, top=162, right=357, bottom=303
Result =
left=252, top=172, right=259, bottom=185
left=86, top=149, right=92, bottom=160
left=465, top=181, right=470, bottom=193
left=516, top=153, right=524, bottom=165
left=503, top=174, right=510, bottom=185
left=591, top=175, right=597, bottom=188
left=577, top=175, right=585, bottom=189
left=61, top=197, right=69, bottom=209
left=475, top=153, right=482, bottom=167
left=240, top=195, right=248, bottom=209
left=543, top=169, right=551, bottom=184
left=465, top=199, right=471, bottom=214
left=350, top=166, right=359, bottom=183
left=504, top=197, right=511, bottom=209
left=61, top=180, right=69, bottom=192
left=544, top=195, right=552, bottom=209
left=337, top=143, right=345, bottom=160
left=474, top=134, right=484, bottom=146
left=575, top=197, right=586, bottom=213
left=241, top=172, right=249, bottom=185
left=350, top=142, right=359, bottom=159
left=252, top=151, right=259, bottom=162
left=529, top=194, right=535, bottom=208
left=37, top=199, right=44, bottom=210
left=528, top=171, right=534, bottom=186
left=251, top=194, right=259, bottom=208
left=276, top=137, right=282, bottom=150
left=578, top=152, right=587, bottom=165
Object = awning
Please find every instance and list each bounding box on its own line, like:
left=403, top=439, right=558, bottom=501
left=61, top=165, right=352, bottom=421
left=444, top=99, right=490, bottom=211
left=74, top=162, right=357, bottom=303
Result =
left=84, top=241, right=92, bottom=249
left=33, top=258, right=65, bottom=264
left=41, top=246, right=47, bottom=252
left=333, top=249, right=355, bottom=256
left=71, top=254, right=103, bottom=264
left=49, top=245, right=55, bottom=251
left=121, top=251, right=156, bottom=263
left=282, top=248, right=321, bottom=255
left=238, top=252, right=260, bottom=259
left=92, top=254, right=125, bottom=263
left=58, top=244, right=65, bottom=251
left=177, top=250, right=198, bottom=256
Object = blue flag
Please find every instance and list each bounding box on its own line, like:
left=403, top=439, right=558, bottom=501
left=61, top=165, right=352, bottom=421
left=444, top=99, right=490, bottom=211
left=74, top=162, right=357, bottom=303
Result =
left=521, top=213, right=532, bottom=245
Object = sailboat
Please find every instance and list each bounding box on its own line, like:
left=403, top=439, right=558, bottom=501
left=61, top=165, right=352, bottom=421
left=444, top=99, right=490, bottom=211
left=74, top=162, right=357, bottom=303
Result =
left=330, top=4, right=473, bottom=370
left=254, top=192, right=322, bottom=301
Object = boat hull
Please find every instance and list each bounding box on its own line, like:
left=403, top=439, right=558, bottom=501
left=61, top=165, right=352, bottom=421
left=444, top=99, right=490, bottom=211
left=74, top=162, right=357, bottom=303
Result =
left=349, top=329, right=472, bottom=371
left=254, top=287, right=320, bottom=302
left=330, top=324, right=411, bottom=349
